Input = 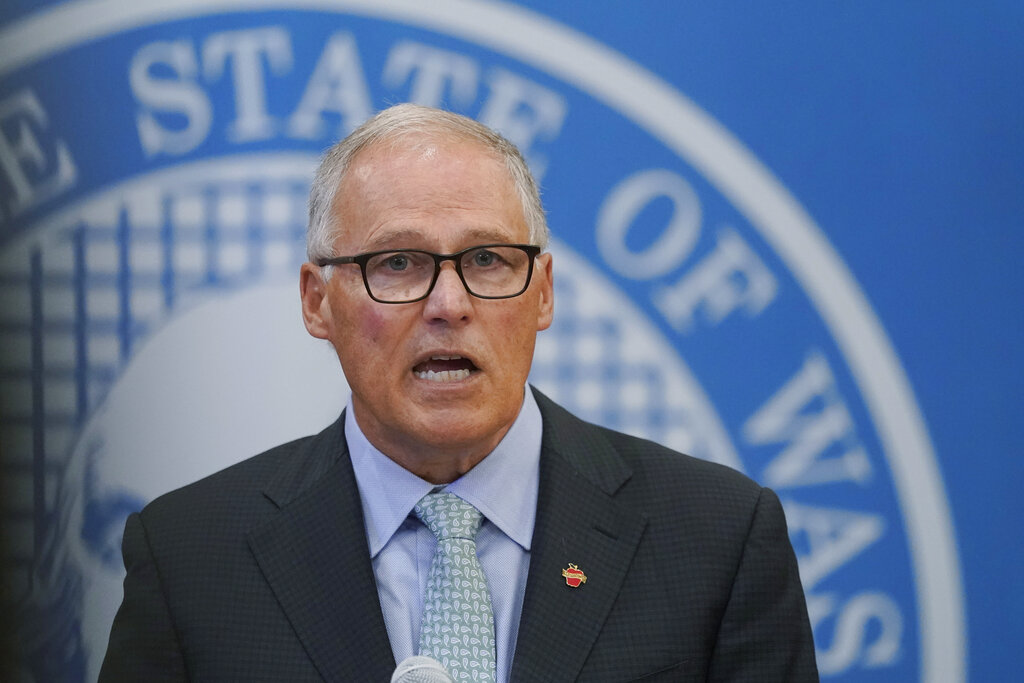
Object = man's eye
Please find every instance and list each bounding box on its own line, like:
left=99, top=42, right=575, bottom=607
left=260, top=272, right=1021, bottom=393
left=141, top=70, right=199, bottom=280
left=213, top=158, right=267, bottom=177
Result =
left=472, top=250, right=497, bottom=267
left=385, top=254, right=409, bottom=271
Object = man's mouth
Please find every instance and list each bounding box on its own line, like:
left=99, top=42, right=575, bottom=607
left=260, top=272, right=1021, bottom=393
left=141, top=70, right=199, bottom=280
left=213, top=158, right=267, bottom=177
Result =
left=413, top=355, right=479, bottom=382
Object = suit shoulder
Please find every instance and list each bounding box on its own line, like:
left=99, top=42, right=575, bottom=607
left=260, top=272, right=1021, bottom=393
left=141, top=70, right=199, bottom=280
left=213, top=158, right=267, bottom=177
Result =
left=533, top=387, right=766, bottom=515
left=603, top=426, right=759, bottom=492
left=588, top=425, right=793, bottom=583
left=140, top=418, right=344, bottom=526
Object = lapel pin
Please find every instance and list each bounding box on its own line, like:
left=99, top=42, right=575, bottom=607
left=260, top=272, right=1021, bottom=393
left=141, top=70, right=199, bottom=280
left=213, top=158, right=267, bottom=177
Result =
left=562, top=563, right=587, bottom=588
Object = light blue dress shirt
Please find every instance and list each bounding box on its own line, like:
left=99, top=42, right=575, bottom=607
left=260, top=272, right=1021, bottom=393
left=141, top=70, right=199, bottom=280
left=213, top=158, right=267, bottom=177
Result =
left=346, top=387, right=542, bottom=683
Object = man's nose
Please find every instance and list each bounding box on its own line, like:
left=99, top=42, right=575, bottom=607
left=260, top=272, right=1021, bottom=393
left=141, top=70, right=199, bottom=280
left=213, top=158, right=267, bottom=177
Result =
left=422, top=262, right=472, bottom=323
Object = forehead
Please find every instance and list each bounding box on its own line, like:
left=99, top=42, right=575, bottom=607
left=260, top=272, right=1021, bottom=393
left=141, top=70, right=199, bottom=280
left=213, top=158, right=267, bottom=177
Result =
left=332, top=138, right=527, bottom=249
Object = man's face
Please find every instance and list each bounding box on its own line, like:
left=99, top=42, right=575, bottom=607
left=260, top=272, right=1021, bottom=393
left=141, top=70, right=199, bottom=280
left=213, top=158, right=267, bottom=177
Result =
left=300, top=139, right=553, bottom=471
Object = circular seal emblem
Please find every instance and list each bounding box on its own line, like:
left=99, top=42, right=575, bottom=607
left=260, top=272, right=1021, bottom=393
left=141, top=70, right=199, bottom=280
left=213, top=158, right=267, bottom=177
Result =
left=0, top=1, right=964, bottom=681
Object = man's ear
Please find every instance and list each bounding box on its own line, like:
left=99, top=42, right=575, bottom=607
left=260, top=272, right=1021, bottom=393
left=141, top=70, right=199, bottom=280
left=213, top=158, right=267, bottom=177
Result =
left=535, top=252, right=554, bottom=331
left=299, top=262, right=330, bottom=340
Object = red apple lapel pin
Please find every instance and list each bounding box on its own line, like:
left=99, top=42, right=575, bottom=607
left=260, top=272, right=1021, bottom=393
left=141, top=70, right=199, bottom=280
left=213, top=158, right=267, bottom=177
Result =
left=562, top=563, right=588, bottom=588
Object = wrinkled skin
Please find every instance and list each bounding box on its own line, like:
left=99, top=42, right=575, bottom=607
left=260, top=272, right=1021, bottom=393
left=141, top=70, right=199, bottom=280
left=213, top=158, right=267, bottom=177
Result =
left=300, top=139, right=554, bottom=483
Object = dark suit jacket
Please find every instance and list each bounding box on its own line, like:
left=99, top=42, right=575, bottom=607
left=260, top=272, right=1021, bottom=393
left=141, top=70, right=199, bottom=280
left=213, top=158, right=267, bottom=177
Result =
left=100, top=389, right=817, bottom=682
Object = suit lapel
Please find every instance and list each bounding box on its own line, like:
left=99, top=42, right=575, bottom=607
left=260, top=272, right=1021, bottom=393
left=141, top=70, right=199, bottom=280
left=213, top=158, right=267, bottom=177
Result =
left=511, top=392, right=648, bottom=682
left=247, top=416, right=395, bottom=682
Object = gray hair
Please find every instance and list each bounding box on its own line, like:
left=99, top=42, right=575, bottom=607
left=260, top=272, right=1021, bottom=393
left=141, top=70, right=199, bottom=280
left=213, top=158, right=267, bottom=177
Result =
left=307, top=104, right=549, bottom=264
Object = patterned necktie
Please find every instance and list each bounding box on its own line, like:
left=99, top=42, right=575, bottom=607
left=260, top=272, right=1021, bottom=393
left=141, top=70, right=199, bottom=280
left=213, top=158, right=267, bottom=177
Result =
left=414, top=492, right=497, bottom=683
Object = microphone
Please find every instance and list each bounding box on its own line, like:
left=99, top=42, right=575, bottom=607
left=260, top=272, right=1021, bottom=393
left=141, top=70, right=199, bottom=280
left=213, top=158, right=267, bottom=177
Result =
left=390, top=655, right=454, bottom=683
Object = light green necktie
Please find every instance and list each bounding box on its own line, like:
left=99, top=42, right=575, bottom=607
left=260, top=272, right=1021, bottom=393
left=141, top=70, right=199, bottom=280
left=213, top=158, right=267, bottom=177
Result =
left=414, top=492, right=497, bottom=683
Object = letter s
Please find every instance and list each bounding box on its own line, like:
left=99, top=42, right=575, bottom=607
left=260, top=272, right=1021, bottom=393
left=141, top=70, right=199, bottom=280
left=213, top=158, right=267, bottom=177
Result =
left=130, top=40, right=212, bottom=157
left=815, top=591, right=903, bottom=675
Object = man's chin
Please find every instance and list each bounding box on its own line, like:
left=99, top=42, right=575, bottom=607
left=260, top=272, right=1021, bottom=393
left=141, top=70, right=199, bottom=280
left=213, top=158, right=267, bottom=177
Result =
left=405, top=404, right=510, bottom=452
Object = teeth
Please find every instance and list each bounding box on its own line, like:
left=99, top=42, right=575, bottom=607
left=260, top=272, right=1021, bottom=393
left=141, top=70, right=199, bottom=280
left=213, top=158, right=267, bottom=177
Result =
left=416, top=368, right=472, bottom=382
left=431, top=355, right=462, bottom=360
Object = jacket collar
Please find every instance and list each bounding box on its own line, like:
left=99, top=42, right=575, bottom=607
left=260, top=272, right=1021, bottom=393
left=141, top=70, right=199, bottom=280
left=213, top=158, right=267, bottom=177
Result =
left=248, top=389, right=648, bottom=682
left=510, top=389, right=647, bottom=682
left=248, top=414, right=397, bottom=682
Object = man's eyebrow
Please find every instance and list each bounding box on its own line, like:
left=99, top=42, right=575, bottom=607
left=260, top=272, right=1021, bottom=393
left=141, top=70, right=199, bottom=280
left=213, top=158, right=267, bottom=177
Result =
left=363, top=227, right=520, bottom=251
left=363, top=229, right=425, bottom=250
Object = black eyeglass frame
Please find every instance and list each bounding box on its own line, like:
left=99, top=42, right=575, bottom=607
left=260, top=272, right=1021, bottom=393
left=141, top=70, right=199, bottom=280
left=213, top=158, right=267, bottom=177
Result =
left=315, top=243, right=543, bottom=304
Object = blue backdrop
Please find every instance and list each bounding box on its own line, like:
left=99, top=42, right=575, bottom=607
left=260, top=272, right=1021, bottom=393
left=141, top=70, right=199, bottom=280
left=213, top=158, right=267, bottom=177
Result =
left=1, top=1, right=1020, bottom=681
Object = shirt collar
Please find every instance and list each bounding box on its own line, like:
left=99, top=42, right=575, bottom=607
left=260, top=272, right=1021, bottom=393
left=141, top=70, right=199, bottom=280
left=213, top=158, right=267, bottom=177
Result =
left=347, top=387, right=542, bottom=557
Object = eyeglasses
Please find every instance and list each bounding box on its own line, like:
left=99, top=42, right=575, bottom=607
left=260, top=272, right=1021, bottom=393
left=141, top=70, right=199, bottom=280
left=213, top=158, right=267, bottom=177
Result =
left=316, top=243, right=542, bottom=304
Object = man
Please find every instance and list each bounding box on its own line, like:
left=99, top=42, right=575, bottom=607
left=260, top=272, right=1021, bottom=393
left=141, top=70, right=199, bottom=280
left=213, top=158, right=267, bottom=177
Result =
left=101, top=104, right=817, bottom=682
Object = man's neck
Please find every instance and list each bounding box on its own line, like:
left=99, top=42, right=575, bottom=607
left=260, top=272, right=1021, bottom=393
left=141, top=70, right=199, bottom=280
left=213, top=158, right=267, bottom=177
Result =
left=351, top=409, right=520, bottom=484
left=384, top=440, right=506, bottom=484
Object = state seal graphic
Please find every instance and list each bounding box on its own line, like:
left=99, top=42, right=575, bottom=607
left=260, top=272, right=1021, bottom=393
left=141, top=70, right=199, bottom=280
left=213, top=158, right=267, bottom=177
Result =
left=0, top=1, right=965, bottom=681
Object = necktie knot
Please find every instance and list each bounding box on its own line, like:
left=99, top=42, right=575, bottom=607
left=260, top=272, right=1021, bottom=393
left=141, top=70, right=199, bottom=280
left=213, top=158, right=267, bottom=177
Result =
left=414, top=492, right=483, bottom=541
